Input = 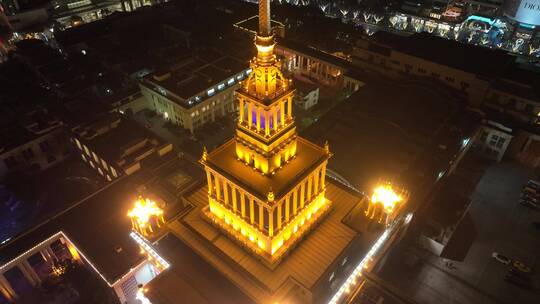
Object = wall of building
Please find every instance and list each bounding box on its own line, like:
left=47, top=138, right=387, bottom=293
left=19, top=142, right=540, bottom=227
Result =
left=141, top=81, right=239, bottom=133
left=295, top=88, right=319, bottom=110
left=475, top=124, right=513, bottom=161
left=72, top=137, right=120, bottom=181
left=484, top=88, right=540, bottom=124
left=351, top=47, right=489, bottom=107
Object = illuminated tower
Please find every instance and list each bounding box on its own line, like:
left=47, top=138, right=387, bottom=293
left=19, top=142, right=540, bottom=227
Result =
left=200, top=0, right=332, bottom=266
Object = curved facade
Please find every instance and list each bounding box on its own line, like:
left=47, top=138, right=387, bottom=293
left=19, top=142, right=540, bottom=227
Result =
left=503, top=0, right=540, bottom=25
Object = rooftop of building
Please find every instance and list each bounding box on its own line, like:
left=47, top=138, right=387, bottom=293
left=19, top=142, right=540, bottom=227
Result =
left=302, top=79, right=469, bottom=193
left=149, top=181, right=375, bottom=304
left=368, top=32, right=513, bottom=77
left=72, top=113, right=170, bottom=170
left=0, top=156, right=193, bottom=285
left=205, top=137, right=329, bottom=201
left=492, top=64, right=540, bottom=102
left=278, top=37, right=353, bottom=70
left=294, top=79, right=319, bottom=95
left=142, top=54, right=248, bottom=109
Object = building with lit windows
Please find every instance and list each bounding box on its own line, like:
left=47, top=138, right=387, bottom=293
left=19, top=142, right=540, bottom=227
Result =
left=139, top=55, right=250, bottom=133
left=71, top=113, right=172, bottom=181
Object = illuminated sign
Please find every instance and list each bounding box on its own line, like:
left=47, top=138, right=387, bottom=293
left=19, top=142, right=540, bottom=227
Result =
left=504, top=0, right=540, bottom=26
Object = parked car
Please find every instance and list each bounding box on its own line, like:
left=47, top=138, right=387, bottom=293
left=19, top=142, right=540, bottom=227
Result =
left=521, top=193, right=539, bottom=203
left=520, top=198, right=540, bottom=210
left=512, top=260, right=533, bottom=274
left=522, top=186, right=539, bottom=196
left=508, top=267, right=531, bottom=279
left=527, top=180, right=540, bottom=190
left=492, top=252, right=511, bottom=265
left=504, top=273, right=531, bottom=288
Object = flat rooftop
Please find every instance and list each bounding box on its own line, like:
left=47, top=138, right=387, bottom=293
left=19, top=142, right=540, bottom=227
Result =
left=142, top=55, right=248, bottom=109
left=152, top=181, right=373, bottom=304
left=74, top=114, right=168, bottom=168
left=303, top=80, right=461, bottom=192
left=369, top=32, right=513, bottom=77
left=205, top=137, right=329, bottom=201
left=0, top=156, right=188, bottom=285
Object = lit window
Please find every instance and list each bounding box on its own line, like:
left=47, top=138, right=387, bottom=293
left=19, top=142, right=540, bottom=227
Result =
left=227, top=78, right=234, bottom=85
left=111, top=167, right=118, bottom=177
left=328, top=272, right=335, bottom=282
left=92, top=152, right=99, bottom=162
left=191, top=112, right=195, bottom=117
left=75, top=138, right=82, bottom=150
left=237, top=74, right=244, bottom=80
left=218, top=83, right=225, bottom=90
left=207, top=88, right=215, bottom=96
left=246, top=68, right=252, bottom=75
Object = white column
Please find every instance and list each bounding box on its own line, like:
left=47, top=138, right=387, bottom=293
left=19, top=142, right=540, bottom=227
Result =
left=46, top=246, right=57, bottom=262
left=19, top=261, right=39, bottom=286
left=0, top=274, right=17, bottom=302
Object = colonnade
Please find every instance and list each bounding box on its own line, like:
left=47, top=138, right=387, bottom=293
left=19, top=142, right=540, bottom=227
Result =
left=238, top=97, right=294, bottom=136
left=206, top=163, right=327, bottom=238
left=0, top=234, right=79, bottom=303
left=276, top=47, right=344, bottom=86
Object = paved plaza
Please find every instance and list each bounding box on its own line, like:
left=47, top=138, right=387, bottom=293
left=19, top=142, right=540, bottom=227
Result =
left=376, top=157, right=540, bottom=304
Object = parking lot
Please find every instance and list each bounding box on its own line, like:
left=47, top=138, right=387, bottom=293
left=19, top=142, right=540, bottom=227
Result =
left=376, top=157, right=540, bottom=304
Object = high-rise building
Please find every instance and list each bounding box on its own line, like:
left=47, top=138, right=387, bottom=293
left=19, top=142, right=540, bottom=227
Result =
left=200, top=0, right=332, bottom=266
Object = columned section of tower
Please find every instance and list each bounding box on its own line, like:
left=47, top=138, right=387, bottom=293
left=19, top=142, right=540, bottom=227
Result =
left=201, top=152, right=331, bottom=263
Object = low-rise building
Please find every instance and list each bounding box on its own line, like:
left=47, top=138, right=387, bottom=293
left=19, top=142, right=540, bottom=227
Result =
left=71, top=113, right=173, bottom=181
left=139, top=55, right=249, bottom=133
left=474, top=120, right=513, bottom=162
left=294, top=80, right=319, bottom=110
left=0, top=109, right=68, bottom=180
left=352, top=32, right=513, bottom=107
left=483, top=66, right=540, bottom=125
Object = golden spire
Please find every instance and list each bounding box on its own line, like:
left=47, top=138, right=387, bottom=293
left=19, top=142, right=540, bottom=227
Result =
left=201, top=146, right=208, bottom=162
left=324, top=140, right=330, bottom=154
left=267, top=187, right=275, bottom=202
left=258, top=0, right=271, bottom=37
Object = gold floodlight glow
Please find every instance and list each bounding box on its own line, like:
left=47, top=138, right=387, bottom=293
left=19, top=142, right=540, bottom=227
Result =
left=128, top=197, right=165, bottom=236
left=371, top=184, right=402, bottom=213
